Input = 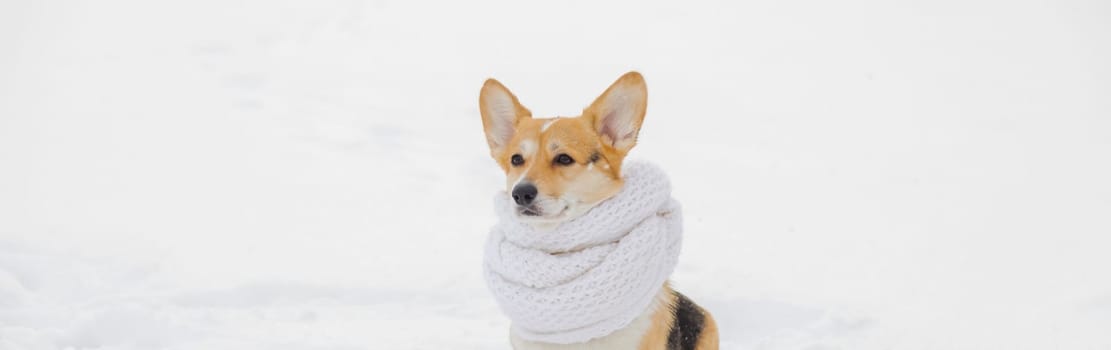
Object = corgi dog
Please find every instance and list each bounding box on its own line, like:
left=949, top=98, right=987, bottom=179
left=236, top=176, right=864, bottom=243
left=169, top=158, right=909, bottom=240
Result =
left=478, top=71, right=719, bottom=350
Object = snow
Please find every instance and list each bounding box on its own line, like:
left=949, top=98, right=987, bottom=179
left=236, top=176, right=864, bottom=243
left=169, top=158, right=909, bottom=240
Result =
left=1, top=0, right=1110, bottom=349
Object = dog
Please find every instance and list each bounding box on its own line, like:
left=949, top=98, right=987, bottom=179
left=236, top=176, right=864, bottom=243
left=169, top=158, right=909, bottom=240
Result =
left=479, top=71, right=719, bottom=349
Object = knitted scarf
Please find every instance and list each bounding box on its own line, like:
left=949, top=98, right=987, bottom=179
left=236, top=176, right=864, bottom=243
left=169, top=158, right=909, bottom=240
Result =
left=483, top=161, right=683, bottom=344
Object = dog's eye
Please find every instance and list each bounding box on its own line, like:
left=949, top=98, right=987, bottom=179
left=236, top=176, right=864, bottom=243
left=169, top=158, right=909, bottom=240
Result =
left=554, top=154, right=574, bottom=165
left=510, top=154, right=525, bottom=166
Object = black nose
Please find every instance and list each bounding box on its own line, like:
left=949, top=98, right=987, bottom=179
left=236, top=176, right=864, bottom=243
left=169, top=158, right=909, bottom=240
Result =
left=511, top=184, right=538, bottom=206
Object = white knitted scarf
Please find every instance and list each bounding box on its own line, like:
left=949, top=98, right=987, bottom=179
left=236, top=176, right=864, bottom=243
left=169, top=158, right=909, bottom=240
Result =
left=483, top=161, right=683, bottom=344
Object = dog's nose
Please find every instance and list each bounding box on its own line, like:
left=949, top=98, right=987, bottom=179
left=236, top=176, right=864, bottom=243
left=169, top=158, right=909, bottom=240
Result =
left=511, top=184, right=538, bottom=206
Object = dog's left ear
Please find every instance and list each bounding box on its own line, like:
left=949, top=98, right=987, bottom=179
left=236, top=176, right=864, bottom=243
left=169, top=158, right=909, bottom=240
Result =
left=585, top=71, right=647, bottom=154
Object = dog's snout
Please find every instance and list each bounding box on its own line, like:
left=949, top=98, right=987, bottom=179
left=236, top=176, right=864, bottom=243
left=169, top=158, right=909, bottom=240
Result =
left=511, top=183, right=538, bottom=206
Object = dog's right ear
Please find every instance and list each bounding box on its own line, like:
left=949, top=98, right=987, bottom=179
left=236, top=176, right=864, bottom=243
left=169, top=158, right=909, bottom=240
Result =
left=479, top=79, right=531, bottom=154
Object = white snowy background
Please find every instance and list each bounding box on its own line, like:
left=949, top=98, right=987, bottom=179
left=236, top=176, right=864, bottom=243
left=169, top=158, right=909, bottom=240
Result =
left=2, top=0, right=1110, bottom=349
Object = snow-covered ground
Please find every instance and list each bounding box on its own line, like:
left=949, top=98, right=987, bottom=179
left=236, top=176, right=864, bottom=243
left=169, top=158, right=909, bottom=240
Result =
left=2, top=0, right=1110, bottom=349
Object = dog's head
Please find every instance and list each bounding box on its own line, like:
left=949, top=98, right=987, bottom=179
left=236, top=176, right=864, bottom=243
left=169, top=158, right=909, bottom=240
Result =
left=479, top=72, right=647, bottom=227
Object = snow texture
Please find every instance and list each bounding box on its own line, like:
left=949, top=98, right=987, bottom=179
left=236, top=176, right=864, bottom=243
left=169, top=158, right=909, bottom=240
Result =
left=1, top=0, right=1110, bottom=349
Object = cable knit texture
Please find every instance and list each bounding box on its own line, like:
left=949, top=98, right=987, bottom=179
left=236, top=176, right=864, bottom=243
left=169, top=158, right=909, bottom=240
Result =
left=484, top=161, right=683, bottom=344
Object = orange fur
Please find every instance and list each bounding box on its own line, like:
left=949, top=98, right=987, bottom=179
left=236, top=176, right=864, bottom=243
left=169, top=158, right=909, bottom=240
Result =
left=479, top=72, right=648, bottom=223
left=500, top=116, right=623, bottom=203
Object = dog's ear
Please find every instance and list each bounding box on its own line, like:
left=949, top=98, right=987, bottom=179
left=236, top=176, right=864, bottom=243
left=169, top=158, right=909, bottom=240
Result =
left=479, top=78, right=531, bottom=154
left=585, top=71, right=647, bottom=154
